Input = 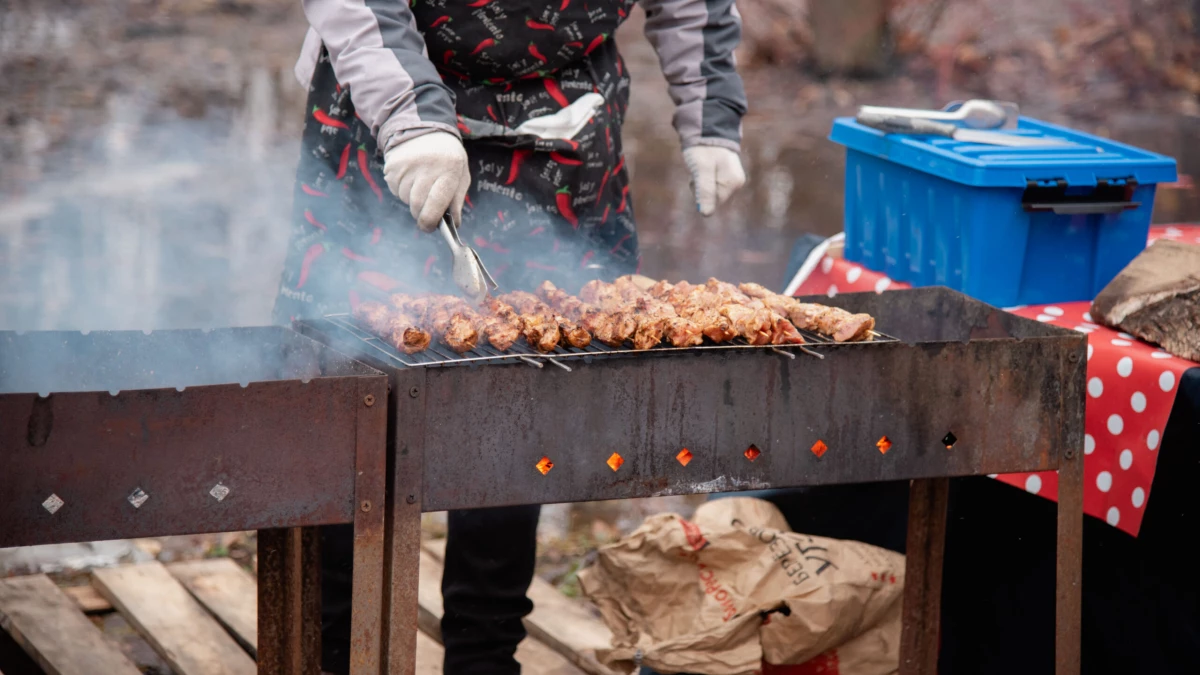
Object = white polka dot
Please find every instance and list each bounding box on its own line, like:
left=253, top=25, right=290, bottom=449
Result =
left=1096, top=470, right=1113, bottom=492
left=1106, top=506, right=1121, bottom=526
left=846, top=267, right=862, bottom=283
left=1132, top=487, right=1145, bottom=508
left=987, top=473, right=998, bottom=479
left=827, top=285, right=838, bottom=297
left=1160, top=370, right=1176, bottom=392
left=1116, top=357, right=1133, bottom=377
left=1088, top=377, right=1104, bottom=398
left=1037, top=314, right=1055, bottom=322
left=1043, top=306, right=1064, bottom=316
left=1118, top=332, right=1135, bottom=340
left=1107, top=414, right=1124, bottom=435
left=1074, top=325, right=1095, bottom=333
left=1130, top=392, right=1146, bottom=413
left=1025, top=474, right=1042, bottom=494
left=1087, top=344, right=1094, bottom=361
left=1003, top=305, right=1027, bottom=311
left=1083, top=312, right=1094, bottom=322
left=1147, top=429, right=1160, bottom=450
left=1119, top=449, right=1133, bottom=470
left=1084, top=434, right=1095, bottom=455
left=1166, top=226, right=1183, bottom=236
left=874, top=277, right=891, bottom=293
left=1151, top=351, right=1172, bottom=359
left=1111, top=339, right=1133, bottom=347
left=821, top=257, right=834, bottom=274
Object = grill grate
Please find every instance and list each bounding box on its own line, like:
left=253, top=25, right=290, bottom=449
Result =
left=317, top=315, right=901, bottom=370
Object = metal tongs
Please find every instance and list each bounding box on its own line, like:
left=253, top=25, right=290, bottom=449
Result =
left=438, top=213, right=498, bottom=304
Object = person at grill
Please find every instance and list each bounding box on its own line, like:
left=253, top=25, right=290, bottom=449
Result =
left=275, top=0, right=748, bottom=672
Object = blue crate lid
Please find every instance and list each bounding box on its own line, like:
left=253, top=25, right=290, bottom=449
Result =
left=829, top=116, right=1178, bottom=188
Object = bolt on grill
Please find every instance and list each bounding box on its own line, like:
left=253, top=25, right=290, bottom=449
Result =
left=318, top=313, right=901, bottom=371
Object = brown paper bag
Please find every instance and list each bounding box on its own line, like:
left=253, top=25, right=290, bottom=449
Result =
left=579, top=498, right=904, bottom=675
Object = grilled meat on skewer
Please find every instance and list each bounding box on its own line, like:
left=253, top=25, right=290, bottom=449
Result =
left=495, top=292, right=564, bottom=352
left=584, top=279, right=703, bottom=349
left=389, top=294, right=479, bottom=353
left=738, top=282, right=875, bottom=342
left=501, top=291, right=591, bottom=349
left=536, top=281, right=621, bottom=347
left=352, top=301, right=432, bottom=354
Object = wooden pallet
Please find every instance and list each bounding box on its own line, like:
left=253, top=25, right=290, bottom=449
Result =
left=0, top=545, right=614, bottom=675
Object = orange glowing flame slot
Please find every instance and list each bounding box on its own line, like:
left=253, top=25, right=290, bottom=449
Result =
left=607, top=453, right=624, bottom=471
left=535, top=456, right=554, bottom=475
left=744, top=444, right=761, bottom=461
left=676, top=448, right=693, bottom=466
left=810, top=440, right=828, bottom=458
left=876, top=436, right=892, bottom=454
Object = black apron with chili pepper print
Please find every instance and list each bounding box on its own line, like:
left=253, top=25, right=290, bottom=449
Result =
left=273, top=0, right=640, bottom=324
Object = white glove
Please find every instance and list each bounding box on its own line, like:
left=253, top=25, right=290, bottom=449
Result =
left=682, top=146, right=746, bottom=216
left=383, top=131, right=471, bottom=232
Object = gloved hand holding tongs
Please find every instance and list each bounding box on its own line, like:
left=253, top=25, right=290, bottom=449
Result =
left=380, top=131, right=497, bottom=303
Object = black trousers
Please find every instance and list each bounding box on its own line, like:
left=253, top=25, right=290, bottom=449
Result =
left=318, top=504, right=542, bottom=675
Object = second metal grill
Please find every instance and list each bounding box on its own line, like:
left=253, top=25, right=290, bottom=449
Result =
left=316, top=314, right=900, bottom=371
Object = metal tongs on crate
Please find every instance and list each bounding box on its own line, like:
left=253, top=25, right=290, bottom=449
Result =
left=856, top=100, right=1063, bottom=147
left=438, top=213, right=498, bottom=304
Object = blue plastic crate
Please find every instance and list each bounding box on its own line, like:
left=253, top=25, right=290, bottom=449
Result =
left=829, top=116, right=1178, bottom=307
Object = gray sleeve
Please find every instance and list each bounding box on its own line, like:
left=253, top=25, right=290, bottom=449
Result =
left=303, top=0, right=459, bottom=151
left=641, top=0, right=747, bottom=150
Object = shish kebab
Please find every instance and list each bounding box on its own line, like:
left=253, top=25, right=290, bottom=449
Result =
left=351, top=276, right=875, bottom=355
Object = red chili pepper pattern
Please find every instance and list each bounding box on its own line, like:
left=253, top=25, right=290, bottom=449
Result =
left=584, top=33, right=607, bottom=55
left=358, top=144, right=383, bottom=202
left=544, top=78, right=569, bottom=107
left=507, top=149, right=532, bottom=185
left=556, top=187, right=579, bottom=228
left=301, top=183, right=328, bottom=197
left=336, top=143, right=351, bottom=180
left=312, top=106, right=349, bottom=129
left=304, top=209, right=328, bottom=232
left=529, top=43, right=548, bottom=64
left=297, top=243, right=325, bottom=289
left=469, top=38, right=495, bottom=56
left=550, top=151, right=582, bottom=166
left=341, top=247, right=375, bottom=263
left=430, top=15, right=451, bottom=28
left=595, top=168, right=610, bottom=205
left=526, top=18, right=554, bottom=30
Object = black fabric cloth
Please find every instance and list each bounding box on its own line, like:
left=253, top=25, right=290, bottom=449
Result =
left=441, top=505, right=543, bottom=675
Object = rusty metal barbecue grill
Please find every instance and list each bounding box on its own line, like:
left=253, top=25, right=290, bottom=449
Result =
left=1, top=287, right=1085, bottom=675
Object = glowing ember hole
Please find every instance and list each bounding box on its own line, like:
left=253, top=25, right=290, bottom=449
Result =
left=744, top=444, right=761, bottom=461
left=876, top=436, right=892, bottom=454
left=942, top=432, right=957, bottom=449
left=676, top=448, right=693, bottom=466
left=607, top=453, right=624, bottom=472
left=810, top=440, right=828, bottom=458
left=535, top=456, right=554, bottom=475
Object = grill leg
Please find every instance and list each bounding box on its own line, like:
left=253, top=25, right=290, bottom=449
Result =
left=1056, top=449, right=1083, bottom=675
left=898, top=477, right=949, bottom=675
left=350, top=379, right=389, bottom=675
left=385, top=371, right=428, bottom=675
left=258, top=526, right=322, bottom=675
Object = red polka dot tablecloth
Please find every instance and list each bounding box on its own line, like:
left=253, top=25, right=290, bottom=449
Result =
left=791, top=225, right=1200, bottom=537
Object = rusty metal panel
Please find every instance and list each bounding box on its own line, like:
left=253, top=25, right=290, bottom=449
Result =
left=0, top=327, right=388, bottom=548
left=416, top=334, right=1082, bottom=510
